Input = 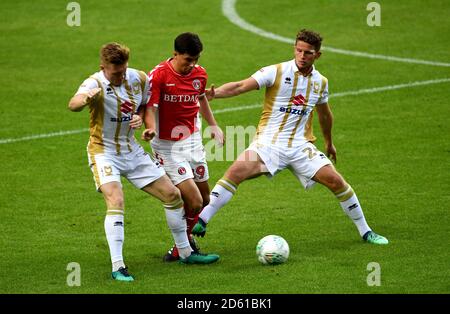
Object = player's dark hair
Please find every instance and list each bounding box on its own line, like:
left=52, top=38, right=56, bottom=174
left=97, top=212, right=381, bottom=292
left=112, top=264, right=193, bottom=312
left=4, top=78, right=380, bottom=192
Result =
left=100, top=42, right=130, bottom=65
left=174, top=32, right=203, bottom=56
left=296, top=29, right=323, bottom=51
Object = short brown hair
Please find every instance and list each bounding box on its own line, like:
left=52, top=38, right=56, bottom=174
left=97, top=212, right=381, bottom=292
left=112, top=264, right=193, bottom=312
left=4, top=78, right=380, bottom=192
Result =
left=100, top=42, right=130, bottom=65
left=296, top=29, right=323, bottom=51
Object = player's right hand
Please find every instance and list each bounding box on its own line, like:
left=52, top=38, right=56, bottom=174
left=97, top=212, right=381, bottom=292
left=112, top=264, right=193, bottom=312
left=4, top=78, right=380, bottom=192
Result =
left=141, top=128, right=156, bottom=141
left=86, top=87, right=101, bottom=101
left=210, top=125, right=225, bottom=147
left=205, top=84, right=215, bottom=101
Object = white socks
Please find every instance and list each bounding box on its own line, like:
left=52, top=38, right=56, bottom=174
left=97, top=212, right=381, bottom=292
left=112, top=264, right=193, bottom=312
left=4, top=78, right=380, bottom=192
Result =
left=335, top=185, right=371, bottom=237
left=164, top=206, right=191, bottom=259
left=199, top=178, right=237, bottom=224
left=104, top=212, right=125, bottom=271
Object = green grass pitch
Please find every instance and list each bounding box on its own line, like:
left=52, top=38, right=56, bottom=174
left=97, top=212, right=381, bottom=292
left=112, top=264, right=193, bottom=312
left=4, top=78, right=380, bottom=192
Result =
left=0, top=0, right=449, bottom=294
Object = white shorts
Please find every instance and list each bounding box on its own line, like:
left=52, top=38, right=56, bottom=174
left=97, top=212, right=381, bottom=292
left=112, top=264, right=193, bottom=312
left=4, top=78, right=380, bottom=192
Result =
left=247, top=141, right=332, bottom=189
left=87, top=145, right=165, bottom=191
left=151, top=132, right=209, bottom=186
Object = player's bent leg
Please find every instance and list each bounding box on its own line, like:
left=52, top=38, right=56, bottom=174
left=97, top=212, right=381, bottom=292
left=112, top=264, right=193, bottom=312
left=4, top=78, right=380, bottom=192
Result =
left=193, top=150, right=267, bottom=237
left=162, top=179, right=203, bottom=261
left=177, top=179, right=203, bottom=217
left=177, top=179, right=203, bottom=238
left=164, top=204, right=220, bottom=264
left=312, top=164, right=346, bottom=192
left=195, top=181, right=210, bottom=208
left=142, top=175, right=186, bottom=261
left=225, top=149, right=267, bottom=185
left=190, top=181, right=210, bottom=239
left=313, top=166, right=388, bottom=245
left=141, top=175, right=181, bottom=204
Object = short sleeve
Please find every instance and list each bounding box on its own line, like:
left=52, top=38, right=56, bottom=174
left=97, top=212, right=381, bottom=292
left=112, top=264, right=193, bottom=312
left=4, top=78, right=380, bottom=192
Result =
left=139, top=71, right=150, bottom=106
left=147, top=69, right=162, bottom=108
left=317, top=78, right=329, bottom=105
left=251, top=65, right=277, bottom=89
left=75, top=78, right=99, bottom=95
left=199, top=73, right=207, bottom=96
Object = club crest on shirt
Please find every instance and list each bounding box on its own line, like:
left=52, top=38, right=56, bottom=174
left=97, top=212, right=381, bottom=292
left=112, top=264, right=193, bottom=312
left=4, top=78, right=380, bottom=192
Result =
left=313, top=81, right=320, bottom=94
left=192, top=79, right=201, bottom=90
left=132, top=82, right=140, bottom=95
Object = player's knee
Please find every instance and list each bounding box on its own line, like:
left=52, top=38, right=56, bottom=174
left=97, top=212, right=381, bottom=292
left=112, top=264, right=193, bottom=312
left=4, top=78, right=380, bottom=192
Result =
left=107, top=195, right=124, bottom=209
left=225, top=167, right=244, bottom=185
left=163, top=186, right=182, bottom=204
left=185, top=194, right=203, bottom=212
left=327, top=175, right=346, bottom=192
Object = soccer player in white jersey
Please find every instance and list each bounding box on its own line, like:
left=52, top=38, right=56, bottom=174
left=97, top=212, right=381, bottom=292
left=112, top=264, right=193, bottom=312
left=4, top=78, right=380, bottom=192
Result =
left=68, top=43, right=219, bottom=282
left=192, top=29, right=388, bottom=245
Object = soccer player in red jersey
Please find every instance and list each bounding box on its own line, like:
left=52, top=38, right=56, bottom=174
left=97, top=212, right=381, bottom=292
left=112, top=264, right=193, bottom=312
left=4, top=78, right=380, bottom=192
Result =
left=142, top=32, right=224, bottom=261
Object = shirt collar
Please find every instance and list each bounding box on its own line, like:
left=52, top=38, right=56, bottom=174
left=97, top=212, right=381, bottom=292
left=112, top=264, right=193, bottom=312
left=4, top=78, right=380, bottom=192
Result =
left=291, top=59, right=315, bottom=77
left=99, top=68, right=130, bottom=86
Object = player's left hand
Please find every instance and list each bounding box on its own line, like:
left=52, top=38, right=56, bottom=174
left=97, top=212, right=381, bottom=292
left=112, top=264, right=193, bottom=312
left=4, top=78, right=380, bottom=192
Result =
left=325, top=144, right=337, bottom=163
left=129, top=114, right=142, bottom=129
left=210, top=125, right=225, bottom=147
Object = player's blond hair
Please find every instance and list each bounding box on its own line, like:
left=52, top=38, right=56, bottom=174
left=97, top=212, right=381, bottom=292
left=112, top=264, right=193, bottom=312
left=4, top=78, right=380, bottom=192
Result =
left=100, top=42, right=130, bottom=65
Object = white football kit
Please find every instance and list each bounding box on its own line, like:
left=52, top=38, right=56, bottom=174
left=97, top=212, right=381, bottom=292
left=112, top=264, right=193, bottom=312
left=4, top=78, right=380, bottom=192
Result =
left=248, top=60, right=332, bottom=188
left=75, top=68, right=165, bottom=190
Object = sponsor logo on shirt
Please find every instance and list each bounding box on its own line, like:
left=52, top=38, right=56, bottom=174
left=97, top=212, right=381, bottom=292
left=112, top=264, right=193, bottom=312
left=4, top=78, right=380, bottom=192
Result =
left=120, top=101, right=133, bottom=115
left=110, top=101, right=134, bottom=122
left=292, top=94, right=306, bottom=106
left=279, top=106, right=309, bottom=116
left=163, top=94, right=199, bottom=103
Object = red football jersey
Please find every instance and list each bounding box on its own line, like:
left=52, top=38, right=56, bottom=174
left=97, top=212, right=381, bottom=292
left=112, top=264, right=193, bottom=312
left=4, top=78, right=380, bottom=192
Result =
left=147, top=59, right=207, bottom=141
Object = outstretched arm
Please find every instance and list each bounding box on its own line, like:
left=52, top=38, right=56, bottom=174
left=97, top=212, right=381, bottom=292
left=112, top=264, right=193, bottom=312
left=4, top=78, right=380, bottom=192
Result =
left=315, top=103, right=337, bottom=163
left=207, top=77, right=259, bottom=100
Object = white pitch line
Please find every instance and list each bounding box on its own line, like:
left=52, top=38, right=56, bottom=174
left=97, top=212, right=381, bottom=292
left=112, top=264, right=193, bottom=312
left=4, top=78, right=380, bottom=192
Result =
left=331, top=77, right=450, bottom=97
left=0, top=128, right=89, bottom=144
left=222, top=0, right=450, bottom=67
left=1, top=78, right=449, bottom=145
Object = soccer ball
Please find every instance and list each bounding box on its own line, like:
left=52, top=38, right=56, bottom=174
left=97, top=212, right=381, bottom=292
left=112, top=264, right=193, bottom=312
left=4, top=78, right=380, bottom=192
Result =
left=256, top=235, right=289, bottom=265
